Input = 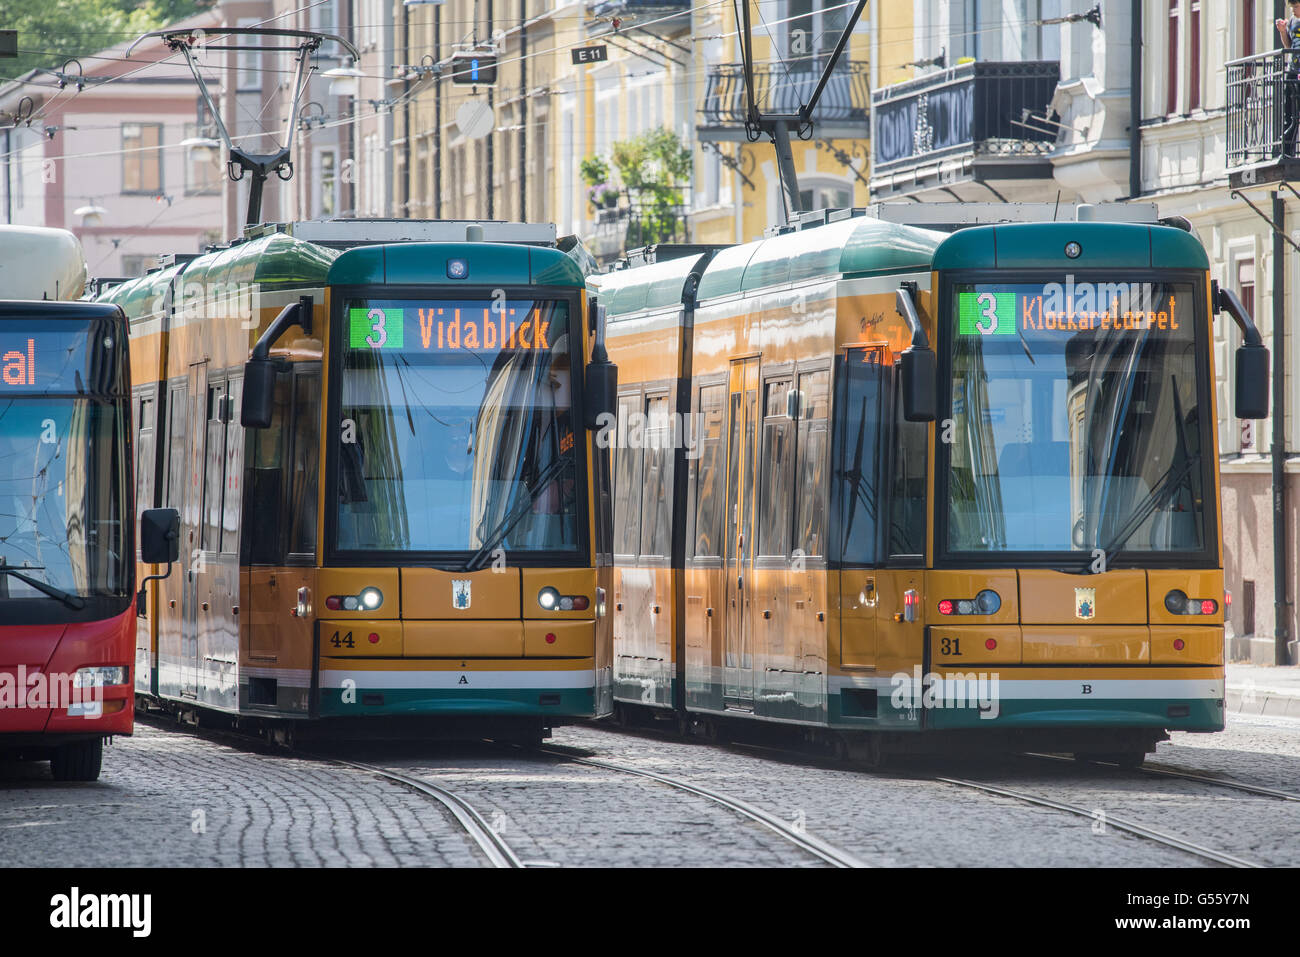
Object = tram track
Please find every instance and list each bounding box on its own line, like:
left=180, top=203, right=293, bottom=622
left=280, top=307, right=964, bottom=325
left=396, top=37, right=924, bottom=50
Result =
left=328, top=758, right=525, bottom=868
left=136, top=714, right=527, bottom=868
left=531, top=743, right=869, bottom=868
left=928, top=773, right=1263, bottom=868
left=1021, top=751, right=1300, bottom=803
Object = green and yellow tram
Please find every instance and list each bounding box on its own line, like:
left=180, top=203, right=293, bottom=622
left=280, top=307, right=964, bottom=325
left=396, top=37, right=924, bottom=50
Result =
left=596, top=205, right=1267, bottom=764
left=102, top=221, right=615, bottom=740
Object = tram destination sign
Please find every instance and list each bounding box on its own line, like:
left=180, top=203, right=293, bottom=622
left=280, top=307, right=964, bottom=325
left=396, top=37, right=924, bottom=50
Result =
left=347, top=301, right=562, bottom=354
left=957, top=280, right=1190, bottom=338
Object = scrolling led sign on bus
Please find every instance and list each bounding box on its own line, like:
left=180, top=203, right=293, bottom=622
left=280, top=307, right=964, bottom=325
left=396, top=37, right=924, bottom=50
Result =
left=0, top=322, right=116, bottom=393
left=349, top=304, right=555, bottom=353
left=958, top=282, right=1187, bottom=338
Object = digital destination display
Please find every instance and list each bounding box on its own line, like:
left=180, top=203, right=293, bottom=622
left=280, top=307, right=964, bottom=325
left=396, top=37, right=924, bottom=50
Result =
left=0, top=319, right=123, bottom=394
left=346, top=301, right=563, bottom=354
left=957, top=280, right=1189, bottom=338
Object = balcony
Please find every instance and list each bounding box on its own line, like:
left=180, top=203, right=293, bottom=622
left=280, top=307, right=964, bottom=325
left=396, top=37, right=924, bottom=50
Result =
left=1226, top=50, right=1300, bottom=187
left=587, top=0, right=690, bottom=21
left=869, top=60, right=1060, bottom=201
left=698, top=58, right=870, bottom=142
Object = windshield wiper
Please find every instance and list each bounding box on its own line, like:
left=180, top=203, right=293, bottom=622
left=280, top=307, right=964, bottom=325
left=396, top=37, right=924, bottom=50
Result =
left=0, top=566, right=86, bottom=609
left=463, top=456, right=572, bottom=571
left=1086, top=451, right=1201, bottom=572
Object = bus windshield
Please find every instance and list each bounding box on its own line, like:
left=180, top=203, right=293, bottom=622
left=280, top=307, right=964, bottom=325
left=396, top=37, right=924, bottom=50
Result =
left=333, top=297, right=582, bottom=557
left=0, top=317, right=130, bottom=600
left=943, top=277, right=1210, bottom=561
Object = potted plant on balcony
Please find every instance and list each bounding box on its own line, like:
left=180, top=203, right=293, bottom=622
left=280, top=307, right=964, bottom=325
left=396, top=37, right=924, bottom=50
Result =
left=610, top=126, right=692, bottom=246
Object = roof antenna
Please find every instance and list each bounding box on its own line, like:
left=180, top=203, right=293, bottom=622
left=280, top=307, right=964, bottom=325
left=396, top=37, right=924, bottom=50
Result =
left=1053, top=190, right=1061, bottom=221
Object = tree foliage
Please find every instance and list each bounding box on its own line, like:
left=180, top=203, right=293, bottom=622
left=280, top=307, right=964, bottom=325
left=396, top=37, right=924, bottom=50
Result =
left=606, top=126, right=692, bottom=247
left=4, top=0, right=212, bottom=80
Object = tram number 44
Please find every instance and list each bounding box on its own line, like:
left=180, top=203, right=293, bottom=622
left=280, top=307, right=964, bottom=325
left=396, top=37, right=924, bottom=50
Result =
left=330, top=631, right=356, bottom=649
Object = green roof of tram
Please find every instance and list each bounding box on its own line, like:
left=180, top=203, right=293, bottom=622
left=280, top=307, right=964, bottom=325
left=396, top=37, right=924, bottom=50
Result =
left=930, top=222, right=1212, bottom=271
left=694, top=216, right=945, bottom=300
left=591, top=253, right=710, bottom=316
left=327, top=243, right=586, bottom=287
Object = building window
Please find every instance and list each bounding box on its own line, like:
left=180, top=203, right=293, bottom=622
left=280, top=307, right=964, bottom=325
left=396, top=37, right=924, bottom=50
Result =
left=1237, top=257, right=1256, bottom=451
left=183, top=122, right=221, bottom=195
left=1189, top=1, right=1201, bottom=111
left=1168, top=1, right=1181, bottom=115
left=122, top=122, right=163, bottom=194
left=799, top=182, right=852, bottom=210
left=316, top=149, right=337, bottom=218
left=121, top=254, right=159, bottom=277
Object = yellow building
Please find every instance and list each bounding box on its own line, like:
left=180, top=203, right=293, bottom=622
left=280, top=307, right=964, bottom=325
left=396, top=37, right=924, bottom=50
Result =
left=394, top=1, right=884, bottom=256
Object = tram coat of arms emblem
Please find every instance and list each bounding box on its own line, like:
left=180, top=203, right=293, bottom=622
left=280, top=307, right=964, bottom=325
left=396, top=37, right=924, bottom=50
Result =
left=1075, top=587, right=1096, bottom=620
left=452, top=579, right=472, bottom=610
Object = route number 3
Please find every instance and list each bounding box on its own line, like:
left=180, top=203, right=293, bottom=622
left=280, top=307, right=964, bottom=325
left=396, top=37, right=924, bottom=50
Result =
left=975, top=292, right=998, bottom=335
left=365, top=307, right=387, bottom=348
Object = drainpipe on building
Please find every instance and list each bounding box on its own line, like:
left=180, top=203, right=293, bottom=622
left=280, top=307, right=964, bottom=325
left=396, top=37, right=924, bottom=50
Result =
left=1128, top=2, right=1141, bottom=198
left=1273, top=191, right=1291, bottom=664
left=519, top=0, right=526, bottom=222
left=486, top=0, right=495, bottom=221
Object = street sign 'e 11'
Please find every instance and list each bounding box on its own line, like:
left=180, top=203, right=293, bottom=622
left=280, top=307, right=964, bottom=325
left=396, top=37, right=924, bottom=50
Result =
left=451, top=52, right=497, bottom=85
left=571, top=45, right=608, bottom=65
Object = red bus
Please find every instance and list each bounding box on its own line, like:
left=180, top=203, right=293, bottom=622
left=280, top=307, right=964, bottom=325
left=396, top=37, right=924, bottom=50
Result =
left=0, top=229, right=177, bottom=781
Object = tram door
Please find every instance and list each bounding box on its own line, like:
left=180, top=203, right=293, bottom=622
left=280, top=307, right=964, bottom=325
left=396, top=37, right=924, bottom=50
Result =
left=180, top=361, right=208, bottom=698
left=724, top=357, right=760, bottom=708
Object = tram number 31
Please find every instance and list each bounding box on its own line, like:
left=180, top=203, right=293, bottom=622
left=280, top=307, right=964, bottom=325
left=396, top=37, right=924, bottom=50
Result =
left=940, top=637, right=962, bottom=656
left=330, top=631, right=356, bottom=649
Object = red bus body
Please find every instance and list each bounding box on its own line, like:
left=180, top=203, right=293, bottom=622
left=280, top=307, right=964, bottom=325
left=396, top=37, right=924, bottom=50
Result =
left=0, top=301, right=136, bottom=779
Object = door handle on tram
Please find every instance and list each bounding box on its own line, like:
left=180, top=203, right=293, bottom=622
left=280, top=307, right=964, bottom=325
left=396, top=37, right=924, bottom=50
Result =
left=861, top=578, right=877, bottom=608
left=737, top=576, right=743, bottom=590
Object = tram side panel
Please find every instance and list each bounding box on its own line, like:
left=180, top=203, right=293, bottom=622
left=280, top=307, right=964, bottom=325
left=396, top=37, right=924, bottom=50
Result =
left=607, top=305, right=685, bottom=710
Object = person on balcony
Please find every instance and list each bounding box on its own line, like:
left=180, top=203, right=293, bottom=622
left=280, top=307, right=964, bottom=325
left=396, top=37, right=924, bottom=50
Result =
left=1276, top=3, right=1300, bottom=156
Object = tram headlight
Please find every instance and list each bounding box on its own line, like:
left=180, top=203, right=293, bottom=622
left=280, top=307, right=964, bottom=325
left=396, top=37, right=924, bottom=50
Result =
left=538, top=587, right=561, bottom=610
left=359, top=587, right=383, bottom=610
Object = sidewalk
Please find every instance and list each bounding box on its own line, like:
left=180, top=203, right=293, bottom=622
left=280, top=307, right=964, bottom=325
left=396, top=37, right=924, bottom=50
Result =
left=1225, top=662, right=1300, bottom=719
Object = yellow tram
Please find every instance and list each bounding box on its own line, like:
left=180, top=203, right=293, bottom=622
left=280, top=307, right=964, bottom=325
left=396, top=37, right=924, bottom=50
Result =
left=102, top=220, right=616, bottom=740
left=595, top=205, right=1267, bottom=764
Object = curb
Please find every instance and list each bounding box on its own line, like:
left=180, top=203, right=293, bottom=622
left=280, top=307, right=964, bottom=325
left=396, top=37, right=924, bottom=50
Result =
left=1225, top=687, right=1300, bottom=719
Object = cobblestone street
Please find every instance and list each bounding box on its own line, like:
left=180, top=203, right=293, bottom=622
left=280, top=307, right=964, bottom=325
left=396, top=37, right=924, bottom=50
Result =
left=2, top=712, right=1297, bottom=868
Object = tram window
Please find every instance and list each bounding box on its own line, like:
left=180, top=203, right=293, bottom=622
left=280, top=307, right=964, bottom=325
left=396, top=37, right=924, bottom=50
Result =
left=202, top=383, right=227, bottom=553
left=243, top=372, right=291, bottom=565
left=692, top=384, right=726, bottom=558
left=221, top=377, right=243, bottom=554
left=758, top=377, right=793, bottom=556
left=888, top=378, right=928, bottom=559
left=838, top=354, right=884, bottom=565
left=287, top=369, right=321, bottom=558
left=165, top=382, right=187, bottom=514
left=136, top=392, right=156, bottom=516
left=640, top=393, right=673, bottom=558
left=613, top=393, right=642, bottom=556
left=794, top=370, right=829, bottom=558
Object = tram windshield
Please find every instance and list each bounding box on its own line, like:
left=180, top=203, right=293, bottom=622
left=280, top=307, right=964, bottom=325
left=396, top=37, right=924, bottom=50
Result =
left=0, top=317, right=130, bottom=601
left=333, top=297, right=582, bottom=558
left=942, top=277, right=1211, bottom=562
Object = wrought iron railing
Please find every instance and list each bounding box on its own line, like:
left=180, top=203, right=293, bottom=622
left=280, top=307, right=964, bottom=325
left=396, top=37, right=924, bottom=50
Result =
left=871, top=60, right=1059, bottom=172
left=699, top=57, right=870, bottom=127
left=1226, top=50, right=1300, bottom=169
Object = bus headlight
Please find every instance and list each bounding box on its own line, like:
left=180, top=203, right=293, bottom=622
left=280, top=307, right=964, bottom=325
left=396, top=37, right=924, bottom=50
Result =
left=73, top=666, right=128, bottom=688
left=538, top=587, right=561, bottom=610
left=359, top=587, right=383, bottom=610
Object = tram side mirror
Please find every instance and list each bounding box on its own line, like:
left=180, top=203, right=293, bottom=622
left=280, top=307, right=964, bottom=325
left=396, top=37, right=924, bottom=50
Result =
left=900, top=348, right=938, bottom=422
left=1235, top=343, right=1270, bottom=420
left=585, top=359, right=618, bottom=430
left=241, top=357, right=277, bottom=429
left=140, top=508, right=180, bottom=565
